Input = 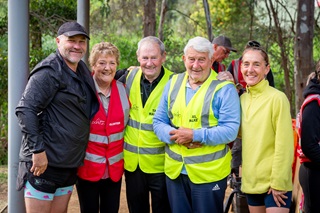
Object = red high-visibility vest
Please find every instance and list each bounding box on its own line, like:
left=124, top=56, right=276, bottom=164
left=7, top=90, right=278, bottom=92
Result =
left=78, top=80, right=130, bottom=182
left=296, top=94, right=320, bottom=163
left=231, top=59, right=246, bottom=88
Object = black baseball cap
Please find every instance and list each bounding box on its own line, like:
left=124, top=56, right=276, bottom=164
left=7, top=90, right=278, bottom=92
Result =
left=212, top=36, right=237, bottom=52
left=57, top=21, right=90, bottom=40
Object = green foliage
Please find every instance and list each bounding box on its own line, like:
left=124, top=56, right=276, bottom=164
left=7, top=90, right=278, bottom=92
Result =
left=0, top=0, right=7, bottom=165
left=314, top=34, right=320, bottom=62
left=90, top=34, right=140, bottom=70
left=90, top=0, right=144, bottom=37
left=29, top=0, right=77, bottom=50
left=89, top=26, right=188, bottom=73
left=268, top=40, right=295, bottom=91
left=0, top=0, right=7, bottom=36
left=30, top=0, right=77, bottom=36
left=162, top=28, right=188, bottom=73
left=189, top=0, right=246, bottom=37
left=0, top=33, right=7, bottom=165
left=29, top=48, right=55, bottom=71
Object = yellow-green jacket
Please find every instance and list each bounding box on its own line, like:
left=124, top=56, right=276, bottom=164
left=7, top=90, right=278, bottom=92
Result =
left=240, top=79, right=294, bottom=193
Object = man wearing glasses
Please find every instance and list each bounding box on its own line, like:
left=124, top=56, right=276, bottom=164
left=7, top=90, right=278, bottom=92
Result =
left=211, top=35, right=237, bottom=73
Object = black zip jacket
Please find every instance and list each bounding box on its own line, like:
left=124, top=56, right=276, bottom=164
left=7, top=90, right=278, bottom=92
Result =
left=15, top=50, right=99, bottom=168
left=301, top=78, right=320, bottom=168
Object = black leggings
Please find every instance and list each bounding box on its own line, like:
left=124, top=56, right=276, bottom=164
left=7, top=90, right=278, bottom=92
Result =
left=76, top=177, right=122, bottom=213
left=299, top=163, right=320, bottom=213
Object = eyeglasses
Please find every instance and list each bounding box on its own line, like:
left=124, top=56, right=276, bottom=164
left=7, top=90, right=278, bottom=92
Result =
left=221, top=46, right=231, bottom=56
left=247, top=41, right=261, bottom=48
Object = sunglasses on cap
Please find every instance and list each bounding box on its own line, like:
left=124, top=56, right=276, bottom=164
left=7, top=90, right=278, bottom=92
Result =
left=247, top=41, right=261, bottom=48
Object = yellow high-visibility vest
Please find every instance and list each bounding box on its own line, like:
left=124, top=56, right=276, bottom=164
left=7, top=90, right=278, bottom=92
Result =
left=166, top=70, right=232, bottom=183
left=124, top=67, right=173, bottom=173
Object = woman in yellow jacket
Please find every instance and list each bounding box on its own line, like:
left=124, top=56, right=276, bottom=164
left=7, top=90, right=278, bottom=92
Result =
left=240, top=46, right=294, bottom=213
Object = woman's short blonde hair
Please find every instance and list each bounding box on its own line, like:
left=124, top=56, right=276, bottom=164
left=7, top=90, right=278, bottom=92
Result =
left=89, top=42, right=120, bottom=68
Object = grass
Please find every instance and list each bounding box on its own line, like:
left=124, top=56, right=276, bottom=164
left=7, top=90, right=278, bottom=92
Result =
left=0, top=165, right=7, bottom=184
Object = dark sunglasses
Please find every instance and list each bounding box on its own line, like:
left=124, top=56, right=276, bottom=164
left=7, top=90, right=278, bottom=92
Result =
left=247, top=41, right=261, bottom=48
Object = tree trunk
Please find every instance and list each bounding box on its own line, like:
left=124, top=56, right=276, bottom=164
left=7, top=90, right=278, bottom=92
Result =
left=248, top=0, right=255, bottom=40
left=202, top=0, right=212, bottom=41
left=158, top=0, right=167, bottom=41
left=143, top=0, right=157, bottom=37
left=294, top=0, right=315, bottom=112
left=267, top=0, right=294, bottom=116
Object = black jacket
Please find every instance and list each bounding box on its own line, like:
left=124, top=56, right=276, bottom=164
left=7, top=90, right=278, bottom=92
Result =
left=301, top=78, right=320, bottom=167
left=15, top=50, right=99, bottom=168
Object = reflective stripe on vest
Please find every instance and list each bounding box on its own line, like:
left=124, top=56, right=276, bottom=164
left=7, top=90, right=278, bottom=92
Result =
left=109, top=152, right=123, bottom=165
left=125, top=67, right=140, bottom=96
left=168, top=73, right=185, bottom=119
left=124, top=142, right=165, bottom=154
left=85, top=152, right=123, bottom=165
left=165, top=146, right=228, bottom=164
left=89, top=132, right=124, bottom=145
left=85, top=152, right=106, bottom=164
left=127, top=119, right=153, bottom=131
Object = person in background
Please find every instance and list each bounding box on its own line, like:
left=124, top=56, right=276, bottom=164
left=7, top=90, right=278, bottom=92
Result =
left=211, top=35, right=237, bottom=73
left=15, top=21, right=99, bottom=213
left=298, top=62, right=320, bottom=213
left=153, top=36, right=240, bottom=213
left=239, top=46, right=293, bottom=213
left=116, top=36, right=172, bottom=213
left=76, top=42, right=130, bottom=213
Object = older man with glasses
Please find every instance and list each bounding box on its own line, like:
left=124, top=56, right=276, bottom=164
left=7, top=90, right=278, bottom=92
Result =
left=211, top=35, right=238, bottom=73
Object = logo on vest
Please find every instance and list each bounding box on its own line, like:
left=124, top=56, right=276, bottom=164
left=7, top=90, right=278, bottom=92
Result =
left=91, top=118, right=105, bottom=125
left=173, top=112, right=181, bottom=118
left=149, top=109, right=156, bottom=116
left=132, top=104, right=139, bottom=111
left=189, top=115, right=198, bottom=122
left=109, top=121, right=121, bottom=126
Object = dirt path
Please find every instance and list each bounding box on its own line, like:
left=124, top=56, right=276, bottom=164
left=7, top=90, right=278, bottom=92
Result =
left=67, top=178, right=128, bottom=213
left=0, top=165, right=232, bottom=213
left=0, top=165, right=129, bottom=213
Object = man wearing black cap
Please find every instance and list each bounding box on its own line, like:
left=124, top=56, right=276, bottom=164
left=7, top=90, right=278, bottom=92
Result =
left=15, top=21, right=99, bottom=213
left=211, top=35, right=237, bottom=73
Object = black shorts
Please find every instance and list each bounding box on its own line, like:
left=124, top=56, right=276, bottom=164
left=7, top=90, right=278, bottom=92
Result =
left=246, top=191, right=292, bottom=208
left=16, top=161, right=77, bottom=193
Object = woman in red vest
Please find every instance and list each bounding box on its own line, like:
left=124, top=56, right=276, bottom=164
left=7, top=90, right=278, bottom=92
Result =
left=76, top=42, right=130, bottom=213
left=298, top=63, right=320, bottom=213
